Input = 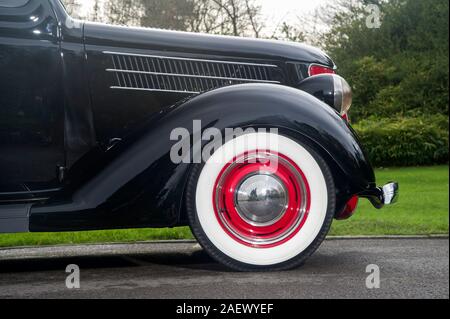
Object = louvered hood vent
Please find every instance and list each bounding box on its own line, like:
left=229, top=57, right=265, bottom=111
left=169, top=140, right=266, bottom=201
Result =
left=104, top=51, right=282, bottom=94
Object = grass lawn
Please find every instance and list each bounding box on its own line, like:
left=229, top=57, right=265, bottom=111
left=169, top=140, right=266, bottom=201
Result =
left=329, top=166, right=449, bottom=236
left=0, top=166, right=448, bottom=248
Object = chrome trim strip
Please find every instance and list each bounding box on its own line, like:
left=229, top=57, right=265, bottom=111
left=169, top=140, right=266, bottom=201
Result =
left=110, top=86, right=200, bottom=94
left=0, top=198, right=49, bottom=204
left=106, top=69, right=281, bottom=84
left=103, top=51, right=279, bottom=68
left=0, top=188, right=61, bottom=196
left=333, top=74, right=343, bottom=112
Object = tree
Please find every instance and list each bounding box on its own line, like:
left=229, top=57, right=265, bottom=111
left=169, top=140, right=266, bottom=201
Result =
left=244, top=0, right=263, bottom=38
left=322, top=0, right=449, bottom=121
left=99, top=0, right=263, bottom=37
left=104, top=0, right=142, bottom=26
left=90, top=0, right=101, bottom=22
left=188, top=0, right=223, bottom=33
left=140, top=0, right=196, bottom=31
left=272, top=22, right=307, bottom=43
left=61, top=0, right=84, bottom=19
left=209, top=0, right=263, bottom=37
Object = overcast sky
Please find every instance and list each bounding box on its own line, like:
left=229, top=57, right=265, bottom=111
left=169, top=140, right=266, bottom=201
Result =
left=72, top=0, right=333, bottom=36
left=76, top=0, right=329, bottom=28
left=260, top=0, right=329, bottom=25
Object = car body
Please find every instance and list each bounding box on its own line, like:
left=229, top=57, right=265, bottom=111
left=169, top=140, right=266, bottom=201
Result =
left=0, top=0, right=398, bottom=271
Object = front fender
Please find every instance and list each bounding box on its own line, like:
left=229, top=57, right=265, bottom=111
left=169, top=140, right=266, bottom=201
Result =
left=166, top=83, right=376, bottom=191
left=30, top=84, right=375, bottom=231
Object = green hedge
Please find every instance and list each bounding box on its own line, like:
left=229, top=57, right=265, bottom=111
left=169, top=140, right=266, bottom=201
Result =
left=352, top=115, right=449, bottom=167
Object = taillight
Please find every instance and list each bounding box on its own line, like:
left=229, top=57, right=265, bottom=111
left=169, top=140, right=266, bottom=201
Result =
left=342, top=113, right=349, bottom=122
left=308, top=64, right=335, bottom=76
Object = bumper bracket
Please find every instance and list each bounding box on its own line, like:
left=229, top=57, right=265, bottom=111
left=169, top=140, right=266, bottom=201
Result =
left=361, top=182, right=399, bottom=209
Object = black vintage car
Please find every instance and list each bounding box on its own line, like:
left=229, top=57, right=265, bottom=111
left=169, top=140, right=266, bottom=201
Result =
left=0, top=0, right=398, bottom=271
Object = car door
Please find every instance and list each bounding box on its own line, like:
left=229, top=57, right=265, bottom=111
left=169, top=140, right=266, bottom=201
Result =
left=0, top=0, right=65, bottom=200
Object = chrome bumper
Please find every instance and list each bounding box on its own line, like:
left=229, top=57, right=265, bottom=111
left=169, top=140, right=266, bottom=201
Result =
left=361, top=182, right=399, bottom=209
left=382, top=182, right=399, bottom=205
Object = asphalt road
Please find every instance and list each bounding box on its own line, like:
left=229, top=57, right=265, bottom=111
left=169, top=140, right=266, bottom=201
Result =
left=0, top=238, right=448, bottom=299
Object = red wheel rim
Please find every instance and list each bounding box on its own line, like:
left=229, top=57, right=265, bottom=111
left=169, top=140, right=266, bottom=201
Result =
left=213, top=151, right=311, bottom=248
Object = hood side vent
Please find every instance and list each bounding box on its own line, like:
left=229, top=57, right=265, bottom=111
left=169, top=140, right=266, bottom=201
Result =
left=104, top=51, right=282, bottom=94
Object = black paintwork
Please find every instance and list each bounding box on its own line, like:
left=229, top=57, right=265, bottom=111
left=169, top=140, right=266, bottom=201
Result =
left=1, top=0, right=382, bottom=233
left=83, top=22, right=332, bottom=145
left=297, top=74, right=338, bottom=112
left=0, top=0, right=64, bottom=194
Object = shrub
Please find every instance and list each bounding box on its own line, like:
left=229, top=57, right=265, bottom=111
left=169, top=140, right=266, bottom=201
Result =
left=324, top=0, right=449, bottom=122
left=352, top=115, right=449, bottom=167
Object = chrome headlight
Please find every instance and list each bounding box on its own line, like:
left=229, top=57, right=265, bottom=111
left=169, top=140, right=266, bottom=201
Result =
left=333, top=75, right=353, bottom=115
left=297, top=74, right=353, bottom=116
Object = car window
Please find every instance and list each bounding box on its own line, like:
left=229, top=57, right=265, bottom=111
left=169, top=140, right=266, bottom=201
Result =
left=0, top=0, right=30, bottom=8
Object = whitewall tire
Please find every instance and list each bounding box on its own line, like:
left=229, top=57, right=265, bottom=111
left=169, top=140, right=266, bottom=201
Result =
left=186, top=132, right=335, bottom=271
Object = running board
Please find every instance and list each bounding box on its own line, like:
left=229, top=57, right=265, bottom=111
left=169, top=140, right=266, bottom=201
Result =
left=0, top=204, right=31, bottom=233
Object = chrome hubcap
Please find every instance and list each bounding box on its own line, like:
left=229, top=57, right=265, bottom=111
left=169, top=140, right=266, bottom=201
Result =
left=235, top=174, right=288, bottom=226
left=213, top=151, right=311, bottom=248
